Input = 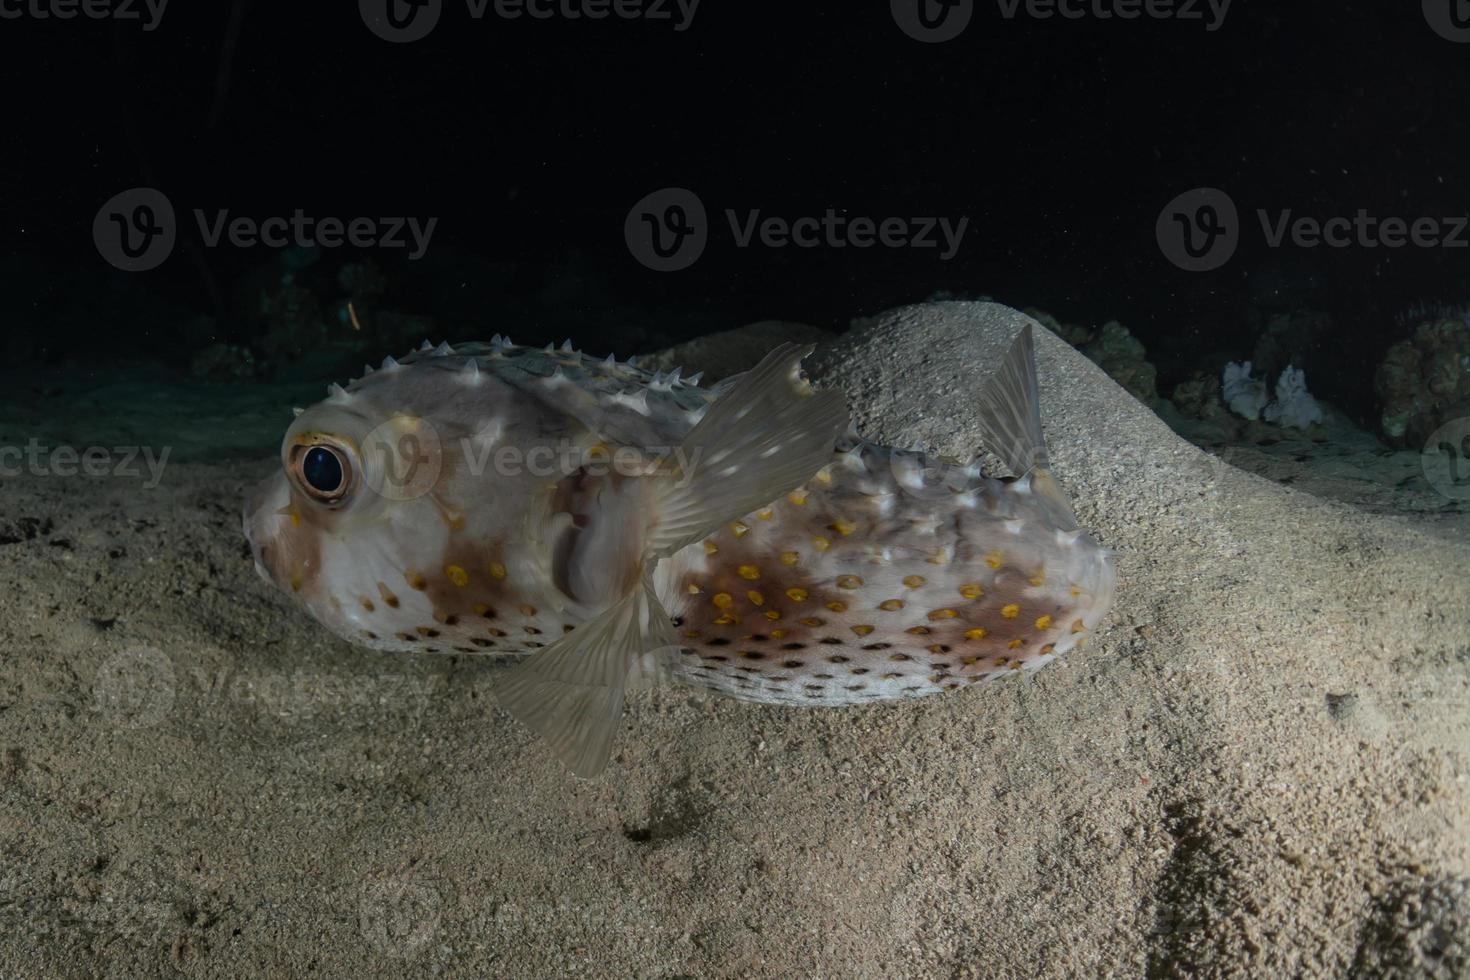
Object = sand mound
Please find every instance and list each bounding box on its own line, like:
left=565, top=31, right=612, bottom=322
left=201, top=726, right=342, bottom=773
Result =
left=1, top=301, right=1466, bottom=978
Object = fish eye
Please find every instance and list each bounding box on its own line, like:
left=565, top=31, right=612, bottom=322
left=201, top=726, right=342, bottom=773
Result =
left=289, top=442, right=354, bottom=504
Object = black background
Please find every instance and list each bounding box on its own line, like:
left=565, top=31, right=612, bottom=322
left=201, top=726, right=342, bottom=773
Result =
left=3, top=0, right=1467, bottom=414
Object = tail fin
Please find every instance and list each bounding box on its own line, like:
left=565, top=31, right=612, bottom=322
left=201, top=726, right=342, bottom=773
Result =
left=974, top=324, right=1049, bottom=477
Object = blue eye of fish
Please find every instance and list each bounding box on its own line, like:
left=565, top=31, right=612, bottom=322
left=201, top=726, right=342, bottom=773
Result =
left=302, top=446, right=344, bottom=494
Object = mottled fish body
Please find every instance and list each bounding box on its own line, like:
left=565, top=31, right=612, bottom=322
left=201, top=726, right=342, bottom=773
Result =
left=244, top=329, right=1115, bottom=774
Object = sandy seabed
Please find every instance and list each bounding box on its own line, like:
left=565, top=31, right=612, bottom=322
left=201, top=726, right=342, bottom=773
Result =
left=1, top=302, right=1467, bottom=978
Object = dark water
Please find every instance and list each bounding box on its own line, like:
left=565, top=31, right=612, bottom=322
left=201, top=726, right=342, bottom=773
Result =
left=3, top=2, right=1469, bottom=484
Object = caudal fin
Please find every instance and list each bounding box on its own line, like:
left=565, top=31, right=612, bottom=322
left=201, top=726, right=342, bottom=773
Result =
left=974, top=324, right=1049, bottom=477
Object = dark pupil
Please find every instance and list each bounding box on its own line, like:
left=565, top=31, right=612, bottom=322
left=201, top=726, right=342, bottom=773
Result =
left=302, top=447, right=343, bottom=493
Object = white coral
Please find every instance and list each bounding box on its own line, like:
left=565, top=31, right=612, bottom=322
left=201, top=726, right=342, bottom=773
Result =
left=1222, top=361, right=1269, bottom=420
left=1262, top=365, right=1324, bottom=430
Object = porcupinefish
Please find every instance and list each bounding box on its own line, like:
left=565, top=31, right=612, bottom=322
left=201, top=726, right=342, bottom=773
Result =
left=243, top=327, right=1116, bottom=775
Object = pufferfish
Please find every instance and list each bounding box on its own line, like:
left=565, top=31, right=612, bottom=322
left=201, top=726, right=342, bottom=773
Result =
left=243, top=326, right=1116, bottom=776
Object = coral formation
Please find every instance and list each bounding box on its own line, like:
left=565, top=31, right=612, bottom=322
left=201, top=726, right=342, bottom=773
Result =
left=1262, top=365, right=1324, bottom=430
left=1222, top=361, right=1269, bottom=420
left=1375, top=317, right=1470, bottom=446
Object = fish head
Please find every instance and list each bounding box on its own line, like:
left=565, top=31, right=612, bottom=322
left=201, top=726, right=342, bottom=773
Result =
left=243, top=360, right=597, bottom=646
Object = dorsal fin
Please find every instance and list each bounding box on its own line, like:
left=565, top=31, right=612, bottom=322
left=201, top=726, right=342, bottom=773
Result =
left=973, top=324, right=1049, bottom=477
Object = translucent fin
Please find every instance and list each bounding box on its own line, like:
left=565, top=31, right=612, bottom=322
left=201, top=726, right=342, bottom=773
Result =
left=648, top=344, right=848, bottom=557
left=492, top=579, right=674, bottom=778
left=975, top=324, right=1049, bottom=476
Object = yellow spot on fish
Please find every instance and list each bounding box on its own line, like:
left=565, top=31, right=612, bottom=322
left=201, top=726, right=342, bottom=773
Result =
left=289, top=572, right=302, bottom=592
left=813, top=536, right=831, bottom=551
left=780, top=551, right=800, bottom=566
left=959, top=583, right=983, bottom=600
left=1001, top=603, right=1020, bottom=619
left=1070, top=586, right=1083, bottom=597
left=377, top=583, right=400, bottom=608
left=406, top=571, right=427, bottom=590
left=771, top=629, right=788, bottom=638
left=1029, top=572, right=1046, bottom=587
left=738, top=564, right=761, bottom=580
left=903, top=575, right=927, bottom=588
left=683, top=629, right=702, bottom=639
left=705, top=541, right=719, bottom=555
left=1008, top=639, right=1023, bottom=649
left=519, top=603, right=537, bottom=616
left=360, top=598, right=375, bottom=612
left=788, top=489, right=809, bottom=505
left=472, top=603, right=491, bottom=616
left=747, top=590, right=765, bottom=606
left=906, top=626, right=930, bottom=635
left=965, top=627, right=988, bottom=640
left=927, top=608, right=959, bottom=621
left=1008, top=659, right=1023, bottom=669
left=962, top=656, right=980, bottom=666
left=445, top=565, right=469, bottom=587
left=714, top=614, right=737, bottom=625
left=837, top=575, right=864, bottom=589
left=687, top=583, right=702, bottom=595
left=879, top=599, right=905, bottom=611
left=764, top=609, right=781, bottom=620
left=756, top=508, right=775, bottom=520
left=489, top=561, right=508, bottom=580
left=986, top=551, right=1004, bottom=569
left=1072, top=618, right=1086, bottom=633
left=831, top=520, right=857, bottom=536
left=731, top=522, right=750, bottom=537
left=801, top=617, right=825, bottom=627
left=928, top=549, right=950, bottom=565
left=712, top=593, right=734, bottom=609
left=1040, top=643, right=1055, bottom=654
left=851, top=624, right=875, bottom=637
left=1035, top=614, right=1053, bottom=629
left=786, top=587, right=809, bottom=601
left=826, top=600, right=848, bottom=612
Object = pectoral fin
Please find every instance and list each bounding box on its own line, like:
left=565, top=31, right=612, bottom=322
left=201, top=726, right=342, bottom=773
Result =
left=493, top=577, right=675, bottom=778
left=650, top=343, right=848, bottom=557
